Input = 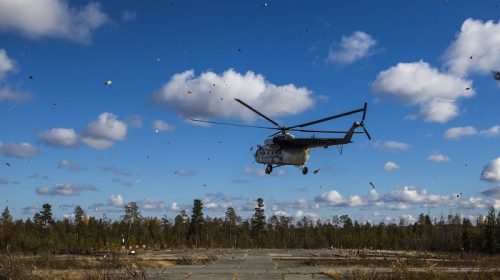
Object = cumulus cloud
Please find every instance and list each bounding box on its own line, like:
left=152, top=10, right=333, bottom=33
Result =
left=36, top=183, right=97, bottom=196
left=150, top=69, right=314, bottom=122
left=0, top=87, right=33, bottom=103
left=0, top=0, right=109, bottom=43
left=244, top=166, right=288, bottom=176
left=457, top=197, right=489, bottom=210
left=444, top=126, right=477, bottom=139
left=58, top=159, right=86, bottom=172
left=22, top=205, right=38, bottom=215
left=481, top=157, right=500, bottom=182
left=444, top=19, right=500, bottom=77
left=383, top=161, right=399, bottom=171
left=39, top=128, right=79, bottom=147
left=315, top=190, right=367, bottom=207
left=0, top=141, right=37, bottom=158
left=479, top=125, right=500, bottom=137
left=139, top=198, right=165, bottom=211
left=152, top=120, right=175, bottom=132
left=481, top=185, right=500, bottom=198
left=83, top=112, right=127, bottom=141
left=0, top=49, right=15, bottom=78
left=169, top=202, right=180, bottom=211
left=372, top=60, right=473, bottom=123
left=81, top=112, right=127, bottom=149
left=108, top=194, right=124, bottom=206
left=383, top=186, right=449, bottom=207
left=427, top=152, right=450, bottom=162
left=374, top=140, right=410, bottom=151
left=327, top=31, right=377, bottom=64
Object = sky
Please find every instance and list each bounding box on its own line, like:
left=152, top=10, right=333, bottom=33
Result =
left=1, top=0, right=500, bottom=225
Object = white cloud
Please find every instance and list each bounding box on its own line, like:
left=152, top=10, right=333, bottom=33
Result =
left=58, top=159, right=86, bottom=172
left=374, top=140, right=410, bottom=151
left=444, top=19, right=500, bottom=77
left=0, top=49, right=15, bottom=78
left=383, top=186, right=449, bottom=207
left=383, top=161, right=399, bottom=171
left=372, top=60, right=473, bottom=123
left=36, top=183, right=96, bottom=196
left=108, top=194, right=124, bottom=207
left=0, top=141, right=37, bottom=158
left=152, top=120, right=175, bottom=132
left=244, top=166, right=288, bottom=177
left=316, top=190, right=367, bottom=207
left=481, top=157, right=500, bottom=182
left=427, top=152, right=450, bottom=162
left=139, top=198, right=165, bottom=211
left=458, top=197, right=489, bottom=210
left=80, top=136, right=114, bottom=150
left=170, top=202, right=180, bottom=211
left=0, top=87, right=33, bottom=103
left=444, top=126, right=477, bottom=139
left=400, top=214, right=417, bottom=224
left=150, top=69, right=314, bottom=122
left=81, top=112, right=127, bottom=149
left=479, top=125, right=500, bottom=137
left=83, top=112, right=127, bottom=141
left=327, top=31, right=377, bottom=64
left=39, top=128, right=79, bottom=147
left=0, top=0, right=109, bottom=43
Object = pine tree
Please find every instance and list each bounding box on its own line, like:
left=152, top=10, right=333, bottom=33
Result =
left=224, top=207, right=240, bottom=247
left=251, top=197, right=266, bottom=247
left=189, top=199, right=204, bottom=247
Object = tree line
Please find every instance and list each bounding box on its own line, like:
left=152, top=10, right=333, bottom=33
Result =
left=0, top=198, right=499, bottom=254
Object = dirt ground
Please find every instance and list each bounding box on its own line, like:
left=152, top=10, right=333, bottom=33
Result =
left=21, top=248, right=500, bottom=279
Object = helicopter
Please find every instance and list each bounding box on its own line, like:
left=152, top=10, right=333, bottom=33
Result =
left=191, top=98, right=371, bottom=175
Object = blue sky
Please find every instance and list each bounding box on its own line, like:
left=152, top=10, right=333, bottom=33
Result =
left=1, top=0, right=500, bottom=224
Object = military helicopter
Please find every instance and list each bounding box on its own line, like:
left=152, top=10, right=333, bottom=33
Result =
left=191, top=99, right=371, bottom=175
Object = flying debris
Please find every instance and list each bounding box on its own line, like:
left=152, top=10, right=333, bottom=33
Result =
left=250, top=146, right=253, bottom=151
left=469, top=56, right=472, bottom=59
left=202, top=183, right=207, bottom=187
left=456, top=192, right=463, bottom=198
left=28, top=75, right=33, bottom=79
left=313, top=168, right=321, bottom=174
left=492, top=70, right=500, bottom=80
left=262, top=3, right=269, bottom=7
left=5, top=163, right=10, bottom=167
left=104, top=80, right=112, bottom=87
left=237, top=48, right=242, bottom=52
left=370, top=182, right=376, bottom=189
left=220, top=98, right=224, bottom=101
left=465, top=87, right=471, bottom=90
left=187, top=90, right=192, bottom=94
left=156, top=57, right=160, bottom=62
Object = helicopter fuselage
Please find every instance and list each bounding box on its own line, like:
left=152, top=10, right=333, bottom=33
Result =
left=254, top=144, right=310, bottom=166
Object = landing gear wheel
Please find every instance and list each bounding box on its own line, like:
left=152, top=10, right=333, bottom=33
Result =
left=265, top=164, right=273, bottom=175
left=302, top=167, right=308, bottom=175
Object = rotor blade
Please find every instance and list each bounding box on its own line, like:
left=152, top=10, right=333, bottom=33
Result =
left=288, top=107, right=365, bottom=129
left=293, top=128, right=364, bottom=134
left=234, top=98, right=282, bottom=128
left=362, top=102, right=367, bottom=122
left=361, top=125, right=372, bottom=140
left=190, top=119, right=279, bottom=130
